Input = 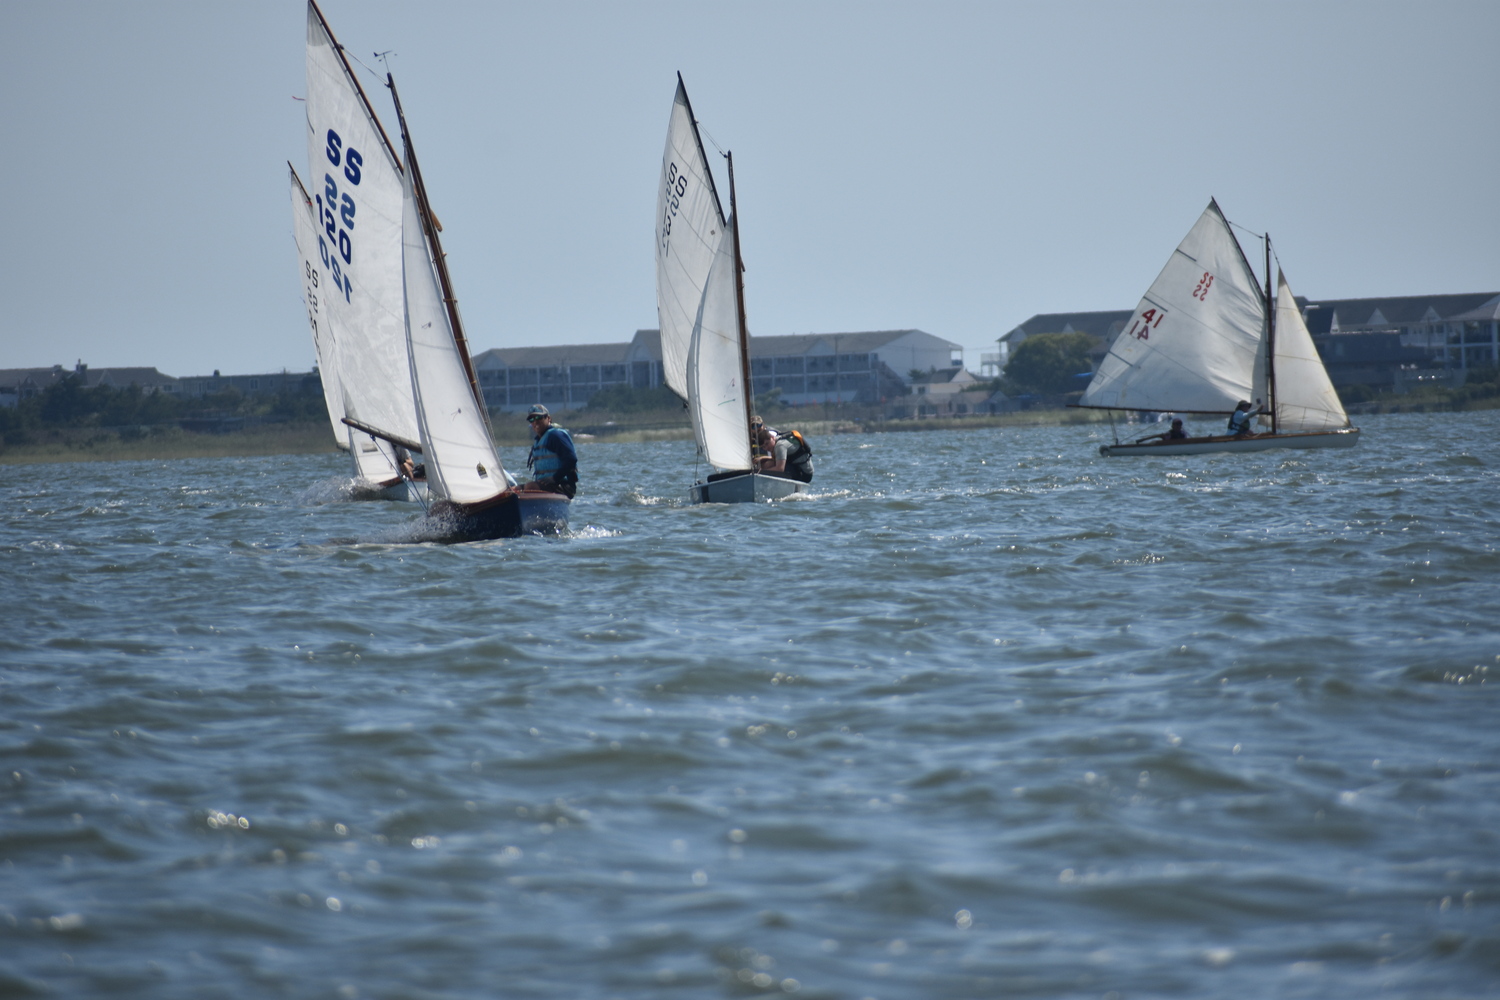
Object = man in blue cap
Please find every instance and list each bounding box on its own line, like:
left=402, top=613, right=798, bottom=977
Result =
left=522, top=404, right=578, bottom=498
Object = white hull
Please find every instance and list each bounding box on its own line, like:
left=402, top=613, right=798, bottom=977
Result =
left=352, top=477, right=429, bottom=502
left=1100, top=427, right=1360, bottom=457
left=690, top=471, right=808, bottom=504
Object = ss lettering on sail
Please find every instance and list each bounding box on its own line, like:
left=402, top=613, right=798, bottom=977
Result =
left=1192, top=270, right=1214, bottom=301
left=660, top=161, right=689, bottom=254
left=316, top=128, right=362, bottom=304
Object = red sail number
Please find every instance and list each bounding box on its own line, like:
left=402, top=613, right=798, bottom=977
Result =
left=1192, top=271, right=1214, bottom=300
left=1127, top=307, right=1165, bottom=340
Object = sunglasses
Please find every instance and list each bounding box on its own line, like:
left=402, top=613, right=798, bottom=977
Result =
left=527, top=415, right=545, bottom=422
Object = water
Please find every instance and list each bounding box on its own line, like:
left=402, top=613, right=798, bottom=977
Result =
left=3, top=410, right=1497, bottom=999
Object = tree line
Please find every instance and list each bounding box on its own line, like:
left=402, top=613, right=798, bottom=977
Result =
left=0, top=375, right=328, bottom=446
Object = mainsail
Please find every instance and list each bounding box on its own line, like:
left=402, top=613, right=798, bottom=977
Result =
left=303, top=1, right=420, bottom=456
left=1080, top=200, right=1268, bottom=414
left=396, top=85, right=508, bottom=507
left=1274, top=271, right=1349, bottom=432
left=291, top=163, right=409, bottom=482
left=656, top=75, right=728, bottom=401
left=289, top=165, right=347, bottom=450
left=686, top=222, right=754, bottom=470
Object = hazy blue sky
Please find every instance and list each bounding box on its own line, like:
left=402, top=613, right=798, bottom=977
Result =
left=2, top=0, right=1495, bottom=377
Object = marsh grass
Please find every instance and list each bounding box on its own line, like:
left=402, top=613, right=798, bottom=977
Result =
left=0, top=422, right=338, bottom=465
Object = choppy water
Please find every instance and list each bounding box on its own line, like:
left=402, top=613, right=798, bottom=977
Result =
left=3, top=410, right=1498, bottom=999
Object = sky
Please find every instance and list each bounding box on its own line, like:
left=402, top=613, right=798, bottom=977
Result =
left=1, top=0, right=1496, bottom=378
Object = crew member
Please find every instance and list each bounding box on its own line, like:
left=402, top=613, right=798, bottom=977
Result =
left=1228, top=400, right=1261, bottom=436
left=523, top=404, right=578, bottom=498
left=759, top=427, right=814, bottom=483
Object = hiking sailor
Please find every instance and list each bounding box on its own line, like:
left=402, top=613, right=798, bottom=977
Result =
left=758, top=427, right=814, bottom=483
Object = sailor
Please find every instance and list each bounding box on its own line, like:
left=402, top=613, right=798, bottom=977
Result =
left=1228, top=400, right=1258, bottom=436
left=523, top=404, right=578, bottom=498
left=759, top=427, right=814, bottom=483
left=1142, top=417, right=1188, bottom=444
left=394, top=445, right=423, bottom=481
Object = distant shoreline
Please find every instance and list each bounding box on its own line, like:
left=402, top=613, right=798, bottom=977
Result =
left=0, top=411, right=1091, bottom=465
left=2, top=400, right=1493, bottom=466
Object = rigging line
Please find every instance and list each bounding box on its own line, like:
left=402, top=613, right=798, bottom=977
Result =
left=1226, top=218, right=1267, bottom=242
left=698, top=122, right=727, bottom=158
left=342, top=45, right=389, bottom=84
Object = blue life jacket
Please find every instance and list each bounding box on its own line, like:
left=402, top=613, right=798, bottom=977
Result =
left=529, top=426, right=576, bottom=480
left=1228, top=410, right=1252, bottom=434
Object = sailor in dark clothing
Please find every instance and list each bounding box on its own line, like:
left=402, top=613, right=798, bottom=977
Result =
left=522, top=404, right=578, bottom=498
left=1142, top=417, right=1188, bottom=444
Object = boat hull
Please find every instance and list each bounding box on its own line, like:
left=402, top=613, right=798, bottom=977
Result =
left=1099, top=427, right=1360, bottom=457
left=427, top=489, right=570, bottom=542
left=690, top=471, right=808, bottom=504
left=352, top=476, right=428, bottom=503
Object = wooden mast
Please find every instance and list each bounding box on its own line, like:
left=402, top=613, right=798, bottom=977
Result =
left=726, top=151, right=756, bottom=444
left=1265, top=234, right=1278, bottom=434
left=386, top=73, right=492, bottom=430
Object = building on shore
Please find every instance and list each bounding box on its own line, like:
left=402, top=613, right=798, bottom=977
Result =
left=0, top=362, right=326, bottom=408
left=895, top=366, right=985, bottom=418
left=170, top=369, right=323, bottom=399
left=471, top=328, right=961, bottom=413
left=0, top=363, right=179, bottom=408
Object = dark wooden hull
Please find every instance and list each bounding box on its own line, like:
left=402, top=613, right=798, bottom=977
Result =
left=426, top=489, right=570, bottom=542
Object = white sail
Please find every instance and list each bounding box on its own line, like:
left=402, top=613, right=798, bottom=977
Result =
left=686, top=222, right=754, bottom=471
left=290, top=165, right=347, bottom=449
left=1081, top=200, right=1268, bottom=414
left=303, top=2, right=420, bottom=451
left=656, top=77, right=728, bottom=400
left=1274, top=271, right=1349, bottom=432
left=400, top=160, right=506, bottom=505
left=294, top=164, right=403, bottom=481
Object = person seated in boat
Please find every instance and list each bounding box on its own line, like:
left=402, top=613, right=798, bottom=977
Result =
left=750, top=415, right=775, bottom=464
left=1141, top=417, right=1188, bottom=444
left=522, top=404, right=578, bottom=498
left=1228, top=400, right=1262, bottom=437
left=758, top=427, right=814, bottom=483
left=394, top=446, right=424, bottom=481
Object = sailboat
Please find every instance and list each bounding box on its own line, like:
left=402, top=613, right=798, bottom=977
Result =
left=1079, top=199, right=1360, bottom=456
left=299, top=0, right=425, bottom=500
left=389, top=74, right=569, bottom=540
left=656, top=75, right=808, bottom=504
